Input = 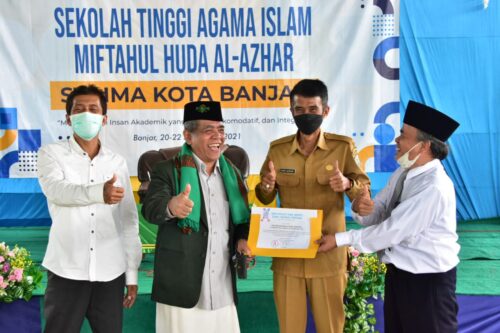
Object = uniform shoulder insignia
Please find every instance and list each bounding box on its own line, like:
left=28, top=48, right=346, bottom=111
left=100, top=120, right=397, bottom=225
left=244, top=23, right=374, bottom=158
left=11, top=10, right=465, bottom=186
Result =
left=324, top=133, right=353, bottom=144
left=325, top=133, right=361, bottom=165
left=352, top=145, right=361, bottom=166
left=270, top=134, right=295, bottom=147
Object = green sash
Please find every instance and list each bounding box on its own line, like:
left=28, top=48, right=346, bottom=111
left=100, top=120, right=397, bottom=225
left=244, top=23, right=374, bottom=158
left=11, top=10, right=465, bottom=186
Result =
left=173, top=143, right=249, bottom=233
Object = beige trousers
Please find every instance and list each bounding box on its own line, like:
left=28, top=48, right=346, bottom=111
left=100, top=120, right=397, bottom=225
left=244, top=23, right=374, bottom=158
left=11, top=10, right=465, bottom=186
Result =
left=273, top=273, right=347, bottom=333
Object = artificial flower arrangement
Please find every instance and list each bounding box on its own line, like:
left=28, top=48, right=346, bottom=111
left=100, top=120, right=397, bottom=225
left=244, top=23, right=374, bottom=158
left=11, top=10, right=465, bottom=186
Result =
left=0, top=242, right=43, bottom=303
left=344, top=246, right=386, bottom=333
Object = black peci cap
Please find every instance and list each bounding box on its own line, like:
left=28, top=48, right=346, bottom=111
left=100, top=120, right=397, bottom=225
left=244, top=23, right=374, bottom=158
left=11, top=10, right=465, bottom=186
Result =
left=403, top=100, right=460, bottom=142
left=183, top=101, right=223, bottom=123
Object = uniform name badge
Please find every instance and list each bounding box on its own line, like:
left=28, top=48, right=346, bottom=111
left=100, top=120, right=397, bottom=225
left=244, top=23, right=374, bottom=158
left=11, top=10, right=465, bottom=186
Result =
left=247, top=207, right=323, bottom=258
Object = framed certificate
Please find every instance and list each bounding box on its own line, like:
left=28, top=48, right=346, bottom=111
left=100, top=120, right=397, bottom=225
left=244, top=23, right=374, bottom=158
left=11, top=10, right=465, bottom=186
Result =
left=247, top=206, right=323, bottom=258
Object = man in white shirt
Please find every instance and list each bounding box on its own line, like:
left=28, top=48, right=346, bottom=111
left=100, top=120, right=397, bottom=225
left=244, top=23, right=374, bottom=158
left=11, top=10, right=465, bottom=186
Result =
left=37, top=85, right=142, bottom=333
left=319, top=100, right=461, bottom=333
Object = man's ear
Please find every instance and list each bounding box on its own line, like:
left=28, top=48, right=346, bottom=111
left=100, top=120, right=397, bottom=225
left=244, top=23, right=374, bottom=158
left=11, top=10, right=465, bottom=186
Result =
left=102, top=114, right=108, bottom=126
left=183, top=129, right=192, bottom=145
left=66, top=114, right=71, bottom=126
left=322, top=105, right=330, bottom=118
left=421, top=140, right=432, bottom=154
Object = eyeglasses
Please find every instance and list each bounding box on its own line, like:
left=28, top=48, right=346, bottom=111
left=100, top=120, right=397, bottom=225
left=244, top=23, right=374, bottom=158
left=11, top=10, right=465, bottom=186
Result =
left=197, top=126, right=225, bottom=136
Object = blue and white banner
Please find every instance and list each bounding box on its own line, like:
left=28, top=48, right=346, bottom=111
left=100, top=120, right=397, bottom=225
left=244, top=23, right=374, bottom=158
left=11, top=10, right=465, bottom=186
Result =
left=0, top=0, right=400, bottom=178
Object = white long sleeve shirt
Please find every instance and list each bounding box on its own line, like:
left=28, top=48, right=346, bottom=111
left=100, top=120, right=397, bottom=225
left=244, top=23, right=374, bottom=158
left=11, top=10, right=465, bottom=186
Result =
left=37, top=137, right=142, bottom=284
left=193, top=155, right=233, bottom=310
left=165, top=154, right=233, bottom=310
left=336, top=159, right=460, bottom=273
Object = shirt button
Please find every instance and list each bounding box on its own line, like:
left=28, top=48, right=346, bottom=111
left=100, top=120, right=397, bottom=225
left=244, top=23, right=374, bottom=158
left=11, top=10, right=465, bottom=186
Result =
left=91, top=213, right=94, bottom=216
left=388, top=247, right=392, bottom=252
left=91, top=230, right=95, bottom=233
left=90, top=248, right=93, bottom=251
left=90, top=179, right=94, bottom=183
left=211, top=270, right=215, bottom=274
left=212, top=251, right=216, bottom=255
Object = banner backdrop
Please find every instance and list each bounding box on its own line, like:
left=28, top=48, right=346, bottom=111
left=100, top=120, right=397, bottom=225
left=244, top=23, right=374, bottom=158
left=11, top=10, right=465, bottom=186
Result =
left=0, top=0, right=399, bottom=179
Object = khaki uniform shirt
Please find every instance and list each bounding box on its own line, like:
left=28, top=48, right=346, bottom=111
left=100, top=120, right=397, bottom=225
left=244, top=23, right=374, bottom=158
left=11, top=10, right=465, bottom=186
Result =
left=256, top=130, right=370, bottom=278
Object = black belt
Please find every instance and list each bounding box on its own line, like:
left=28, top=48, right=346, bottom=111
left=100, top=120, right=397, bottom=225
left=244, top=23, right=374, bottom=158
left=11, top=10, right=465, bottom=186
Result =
left=384, top=263, right=456, bottom=277
left=385, top=263, right=396, bottom=271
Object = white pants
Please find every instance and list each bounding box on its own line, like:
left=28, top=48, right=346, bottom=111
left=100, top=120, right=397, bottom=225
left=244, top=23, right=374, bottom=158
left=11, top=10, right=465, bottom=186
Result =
left=156, top=303, right=240, bottom=333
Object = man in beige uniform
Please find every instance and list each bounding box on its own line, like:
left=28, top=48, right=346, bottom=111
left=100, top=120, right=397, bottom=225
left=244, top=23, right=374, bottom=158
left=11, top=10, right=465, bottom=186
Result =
left=256, top=79, right=370, bottom=333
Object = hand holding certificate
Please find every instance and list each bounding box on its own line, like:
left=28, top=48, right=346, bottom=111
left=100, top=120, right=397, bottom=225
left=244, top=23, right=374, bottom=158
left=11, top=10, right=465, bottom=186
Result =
left=247, top=207, right=323, bottom=258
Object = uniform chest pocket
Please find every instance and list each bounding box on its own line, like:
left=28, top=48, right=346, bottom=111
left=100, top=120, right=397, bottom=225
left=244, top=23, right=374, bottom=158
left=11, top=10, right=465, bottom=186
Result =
left=316, top=172, right=331, bottom=186
left=276, top=173, right=300, bottom=187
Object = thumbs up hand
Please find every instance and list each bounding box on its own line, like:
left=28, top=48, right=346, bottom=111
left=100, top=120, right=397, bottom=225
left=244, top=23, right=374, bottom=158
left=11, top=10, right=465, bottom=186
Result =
left=329, top=160, right=351, bottom=192
left=168, top=184, right=195, bottom=219
left=182, top=183, right=191, bottom=198
left=260, top=160, right=277, bottom=193
left=352, top=185, right=374, bottom=216
left=104, top=174, right=125, bottom=204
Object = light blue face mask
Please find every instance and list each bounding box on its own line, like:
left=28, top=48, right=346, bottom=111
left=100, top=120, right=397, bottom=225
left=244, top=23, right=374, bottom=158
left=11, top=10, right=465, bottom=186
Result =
left=70, top=112, right=104, bottom=141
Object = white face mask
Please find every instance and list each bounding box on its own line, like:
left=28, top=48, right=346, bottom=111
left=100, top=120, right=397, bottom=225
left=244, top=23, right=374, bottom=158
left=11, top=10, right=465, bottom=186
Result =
left=397, top=142, right=422, bottom=169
